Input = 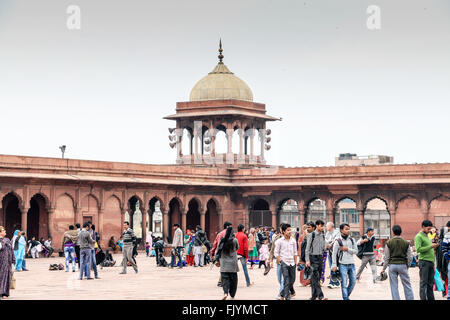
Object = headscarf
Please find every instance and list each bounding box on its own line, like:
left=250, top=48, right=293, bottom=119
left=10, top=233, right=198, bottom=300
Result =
left=11, top=229, right=20, bottom=248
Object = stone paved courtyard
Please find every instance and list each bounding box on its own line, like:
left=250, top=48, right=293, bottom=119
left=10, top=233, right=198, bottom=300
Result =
left=7, top=252, right=446, bottom=300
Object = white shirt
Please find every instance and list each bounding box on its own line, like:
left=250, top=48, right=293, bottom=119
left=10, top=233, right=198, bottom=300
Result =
left=274, top=236, right=297, bottom=266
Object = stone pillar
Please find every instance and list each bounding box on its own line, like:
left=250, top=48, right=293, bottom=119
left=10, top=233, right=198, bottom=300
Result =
left=260, top=128, right=265, bottom=162
left=98, top=208, right=104, bottom=236
left=210, top=126, right=216, bottom=157
left=181, top=210, right=187, bottom=234
left=200, top=209, right=206, bottom=231
left=21, top=206, right=29, bottom=234
left=358, top=209, right=364, bottom=236
left=243, top=211, right=249, bottom=230
left=226, top=128, right=234, bottom=164
left=218, top=211, right=224, bottom=233
left=162, top=208, right=169, bottom=242
left=142, top=207, right=147, bottom=242
left=120, top=208, right=126, bottom=228
left=75, top=207, right=82, bottom=225
left=271, top=211, right=277, bottom=229
left=176, top=128, right=182, bottom=160
left=48, top=207, right=55, bottom=238
left=238, top=129, right=244, bottom=164
left=249, top=128, right=254, bottom=159
left=327, top=209, right=334, bottom=224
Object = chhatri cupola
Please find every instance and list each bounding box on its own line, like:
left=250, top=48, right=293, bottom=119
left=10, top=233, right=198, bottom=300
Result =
left=164, top=40, right=280, bottom=167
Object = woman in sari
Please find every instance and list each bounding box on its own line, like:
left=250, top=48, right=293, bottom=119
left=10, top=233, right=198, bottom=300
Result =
left=12, top=230, right=26, bottom=271
left=0, top=226, right=16, bottom=299
left=248, top=228, right=259, bottom=269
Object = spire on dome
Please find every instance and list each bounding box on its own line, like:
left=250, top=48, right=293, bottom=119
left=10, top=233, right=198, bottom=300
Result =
left=218, top=38, right=224, bottom=63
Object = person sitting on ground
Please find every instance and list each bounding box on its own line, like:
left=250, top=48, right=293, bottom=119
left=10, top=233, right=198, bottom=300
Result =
left=44, top=237, right=54, bottom=258
left=101, top=249, right=116, bottom=268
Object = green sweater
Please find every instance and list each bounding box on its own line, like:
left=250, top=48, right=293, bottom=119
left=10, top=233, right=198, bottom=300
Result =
left=414, top=232, right=435, bottom=263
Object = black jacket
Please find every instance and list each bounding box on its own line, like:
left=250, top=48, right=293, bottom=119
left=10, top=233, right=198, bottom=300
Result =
left=360, top=235, right=376, bottom=254
left=194, top=230, right=207, bottom=246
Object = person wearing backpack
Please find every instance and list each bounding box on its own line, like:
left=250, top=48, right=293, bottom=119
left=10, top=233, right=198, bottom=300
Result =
left=381, top=225, right=414, bottom=300
left=331, top=223, right=358, bottom=300
left=356, top=227, right=378, bottom=283
left=325, top=222, right=341, bottom=289
left=305, top=220, right=327, bottom=300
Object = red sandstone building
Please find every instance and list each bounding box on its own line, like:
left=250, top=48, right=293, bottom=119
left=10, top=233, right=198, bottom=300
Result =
left=1, top=45, right=450, bottom=248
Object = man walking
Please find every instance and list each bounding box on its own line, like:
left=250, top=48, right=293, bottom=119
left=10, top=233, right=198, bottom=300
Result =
left=78, top=222, right=94, bottom=280
left=170, top=223, right=184, bottom=269
left=75, top=223, right=81, bottom=268
left=87, top=222, right=100, bottom=279
left=268, top=223, right=285, bottom=299
left=120, top=221, right=138, bottom=274
left=274, top=223, right=298, bottom=300
left=381, top=225, right=414, bottom=300
left=235, top=224, right=252, bottom=287
left=356, top=227, right=378, bottom=283
left=193, top=225, right=207, bottom=267
left=415, top=220, right=438, bottom=300
left=305, top=220, right=327, bottom=300
left=305, top=220, right=328, bottom=300
left=331, top=223, right=357, bottom=300
left=62, top=225, right=78, bottom=272
left=325, top=222, right=340, bottom=289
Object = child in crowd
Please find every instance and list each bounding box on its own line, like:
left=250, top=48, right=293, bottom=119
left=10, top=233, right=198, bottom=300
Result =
left=258, top=239, right=269, bottom=269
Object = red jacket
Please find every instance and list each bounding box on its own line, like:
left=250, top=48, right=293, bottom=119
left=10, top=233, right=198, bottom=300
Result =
left=210, top=229, right=227, bottom=257
left=235, top=231, right=249, bottom=259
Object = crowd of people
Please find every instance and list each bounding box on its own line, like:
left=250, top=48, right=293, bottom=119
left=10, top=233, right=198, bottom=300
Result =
left=1, top=217, right=449, bottom=300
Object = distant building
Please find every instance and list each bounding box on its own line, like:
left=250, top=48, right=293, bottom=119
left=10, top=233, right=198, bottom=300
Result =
left=335, top=153, right=394, bottom=166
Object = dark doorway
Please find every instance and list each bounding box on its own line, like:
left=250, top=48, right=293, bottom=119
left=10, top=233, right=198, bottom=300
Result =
left=186, top=199, right=201, bottom=233
left=27, top=194, right=49, bottom=241
left=3, top=193, right=22, bottom=239
left=249, top=199, right=271, bottom=228
left=168, top=198, right=182, bottom=243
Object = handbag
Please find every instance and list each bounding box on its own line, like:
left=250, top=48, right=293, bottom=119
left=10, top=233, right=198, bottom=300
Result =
left=10, top=271, right=16, bottom=290
left=434, top=269, right=445, bottom=292
left=201, top=245, right=207, bottom=253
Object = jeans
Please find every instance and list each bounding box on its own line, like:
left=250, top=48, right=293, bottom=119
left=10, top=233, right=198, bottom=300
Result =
left=310, top=255, right=324, bottom=300
left=328, top=253, right=340, bottom=286
left=90, top=249, right=98, bottom=277
left=170, top=247, right=183, bottom=268
left=418, top=260, right=435, bottom=300
left=277, top=263, right=284, bottom=296
left=75, top=245, right=80, bottom=267
left=280, top=262, right=296, bottom=300
left=79, top=248, right=92, bottom=279
left=339, top=264, right=356, bottom=300
left=238, top=257, right=251, bottom=286
left=356, top=254, right=377, bottom=281
left=64, top=246, right=76, bottom=271
left=388, top=264, right=414, bottom=300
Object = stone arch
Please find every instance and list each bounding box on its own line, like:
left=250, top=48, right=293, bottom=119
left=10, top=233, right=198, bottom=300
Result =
left=305, top=197, right=327, bottom=223
left=249, top=198, right=271, bottom=228
left=396, top=195, right=422, bottom=240
left=205, top=198, right=220, bottom=241
left=335, top=197, right=359, bottom=238
left=278, top=198, right=300, bottom=231
left=27, top=193, right=49, bottom=241
left=2, top=192, right=22, bottom=238
left=428, top=195, right=450, bottom=231
left=186, top=197, right=202, bottom=233
left=215, top=124, right=227, bottom=154
left=168, top=197, right=183, bottom=242
left=103, top=195, right=122, bottom=248
left=54, top=193, right=76, bottom=248
left=127, top=195, right=144, bottom=239
left=149, top=196, right=164, bottom=238
left=55, top=191, right=76, bottom=206
left=182, top=127, right=193, bottom=156
left=364, top=196, right=391, bottom=240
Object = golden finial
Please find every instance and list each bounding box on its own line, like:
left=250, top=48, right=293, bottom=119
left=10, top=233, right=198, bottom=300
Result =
left=218, top=38, right=224, bottom=63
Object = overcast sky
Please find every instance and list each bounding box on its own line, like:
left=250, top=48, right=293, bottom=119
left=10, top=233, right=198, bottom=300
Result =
left=0, top=0, right=449, bottom=167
